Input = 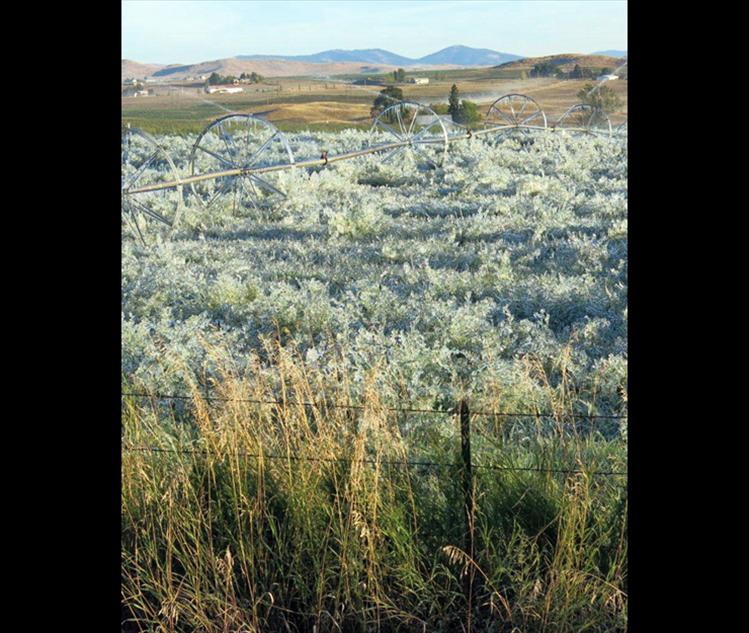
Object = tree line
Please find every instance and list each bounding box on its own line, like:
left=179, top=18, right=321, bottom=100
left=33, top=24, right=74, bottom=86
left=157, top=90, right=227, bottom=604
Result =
left=207, top=71, right=264, bottom=85
left=371, top=84, right=481, bottom=126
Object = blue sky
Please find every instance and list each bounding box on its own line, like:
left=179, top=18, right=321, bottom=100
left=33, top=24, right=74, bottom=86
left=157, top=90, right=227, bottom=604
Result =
left=122, top=0, right=627, bottom=64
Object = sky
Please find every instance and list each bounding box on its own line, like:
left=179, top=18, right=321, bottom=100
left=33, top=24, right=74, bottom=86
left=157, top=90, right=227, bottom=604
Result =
left=122, top=0, right=627, bottom=65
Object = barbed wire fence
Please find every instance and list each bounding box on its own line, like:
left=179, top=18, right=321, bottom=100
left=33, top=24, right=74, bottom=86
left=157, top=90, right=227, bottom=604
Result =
left=121, top=391, right=627, bottom=478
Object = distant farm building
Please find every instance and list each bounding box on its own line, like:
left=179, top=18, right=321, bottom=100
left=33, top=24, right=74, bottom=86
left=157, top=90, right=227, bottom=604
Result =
left=206, top=85, right=244, bottom=94
left=596, top=74, right=619, bottom=82
left=122, top=86, right=153, bottom=98
left=408, top=77, right=430, bottom=84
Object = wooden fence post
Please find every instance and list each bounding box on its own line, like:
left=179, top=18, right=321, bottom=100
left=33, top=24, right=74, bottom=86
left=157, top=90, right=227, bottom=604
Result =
left=459, top=398, right=475, bottom=632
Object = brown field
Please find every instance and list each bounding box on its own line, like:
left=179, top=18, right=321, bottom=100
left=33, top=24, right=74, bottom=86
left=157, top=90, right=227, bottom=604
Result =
left=122, top=73, right=627, bottom=133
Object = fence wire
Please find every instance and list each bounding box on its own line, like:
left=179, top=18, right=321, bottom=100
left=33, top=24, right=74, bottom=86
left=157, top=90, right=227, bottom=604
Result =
left=121, top=391, right=627, bottom=421
left=122, top=444, right=627, bottom=478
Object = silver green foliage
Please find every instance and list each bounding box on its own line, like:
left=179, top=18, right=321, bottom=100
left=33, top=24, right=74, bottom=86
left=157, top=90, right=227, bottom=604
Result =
left=122, top=129, right=627, bottom=415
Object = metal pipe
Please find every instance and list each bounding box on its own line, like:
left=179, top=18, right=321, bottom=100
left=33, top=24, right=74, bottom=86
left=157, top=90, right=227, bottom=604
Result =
left=123, top=124, right=618, bottom=196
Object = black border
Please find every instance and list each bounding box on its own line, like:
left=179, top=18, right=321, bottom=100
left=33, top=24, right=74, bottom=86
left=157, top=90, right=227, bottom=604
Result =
left=35, top=1, right=708, bottom=629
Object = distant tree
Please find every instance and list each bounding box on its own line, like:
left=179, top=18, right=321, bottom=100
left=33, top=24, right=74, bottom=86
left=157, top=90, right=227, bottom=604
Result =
left=453, top=100, right=481, bottom=125
left=208, top=72, right=223, bottom=85
left=600, top=67, right=612, bottom=76
left=578, top=83, right=621, bottom=112
left=570, top=64, right=583, bottom=79
left=372, top=86, right=404, bottom=121
left=530, top=62, right=555, bottom=78
left=395, top=68, right=406, bottom=82
left=448, top=84, right=461, bottom=118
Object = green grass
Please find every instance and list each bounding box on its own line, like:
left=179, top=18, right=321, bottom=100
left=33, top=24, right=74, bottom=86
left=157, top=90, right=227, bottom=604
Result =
left=122, top=93, right=376, bottom=135
left=332, top=66, right=526, bottom=83
left=122, top=343, right=627, bottom=632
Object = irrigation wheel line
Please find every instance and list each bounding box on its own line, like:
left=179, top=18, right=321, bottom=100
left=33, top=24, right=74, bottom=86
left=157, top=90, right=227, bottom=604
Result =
left=121, top=126, right=184, bottom=244
left=369, top=101, right=449, bottom=169
left=553, top=103, right=613, bottom=137
left=121, top=95, right=626, bottom=241
left=188, top=113, right=295, bottom=212
left=482, top=93, right=548, bottom=141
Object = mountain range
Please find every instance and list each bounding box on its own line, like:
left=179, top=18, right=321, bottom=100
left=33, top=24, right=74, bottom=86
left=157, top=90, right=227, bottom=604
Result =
left=123, top=45, right=524, bottom=80
left=237, top=45, right=522, bottom=67
left=590, top=50, right=627, bottom=58
left=123, top=45, right=626, bottom=81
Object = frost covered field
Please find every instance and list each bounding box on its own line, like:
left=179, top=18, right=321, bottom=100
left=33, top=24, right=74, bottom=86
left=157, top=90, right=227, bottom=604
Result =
left=122, top=129, right=628, bottom=632
left=122, top=129, right=627, bottom=418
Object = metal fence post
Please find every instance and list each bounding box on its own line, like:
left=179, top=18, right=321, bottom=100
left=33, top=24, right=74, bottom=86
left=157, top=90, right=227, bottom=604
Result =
left=459, top=398, right=475, bottom=631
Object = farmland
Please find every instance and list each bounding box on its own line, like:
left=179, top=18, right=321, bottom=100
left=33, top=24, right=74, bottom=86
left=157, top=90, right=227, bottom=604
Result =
left=122, top=72, right=627, bottom=134
left=122, top=126, right=627, bottom=632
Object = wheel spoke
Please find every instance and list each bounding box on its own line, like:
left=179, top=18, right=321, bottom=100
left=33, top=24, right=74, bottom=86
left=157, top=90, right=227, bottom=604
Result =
left=129, top=197, right=172, bottom=226
left=407, top=107, right=418, bottom=136
left=125, top=202, right=146, bottom=246
left=381, top=145, right=408, bottom=164
left=246, top=132, right=279, bottom=167
left=123, top=150, right=159, bottom=190
left=395, top=107, right=406, bottom=137
left=376, top=117, right=403, bottom=141
left=195, top=144, right=237, bottom=168
left=508, top=98, right=517, bottom=123
left=519, top=110, right=542, bottom=126
left=237, top=178, right=259, bottom=210
left=249, top=174, right=285, bottom=197
left=516, top=98, right=528, bottom=119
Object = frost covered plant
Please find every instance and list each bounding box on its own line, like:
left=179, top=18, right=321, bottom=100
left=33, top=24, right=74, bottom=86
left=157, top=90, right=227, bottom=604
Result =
left=327, top=200, right=389, bottom=240
left=122, top=130, right=627, bottom=414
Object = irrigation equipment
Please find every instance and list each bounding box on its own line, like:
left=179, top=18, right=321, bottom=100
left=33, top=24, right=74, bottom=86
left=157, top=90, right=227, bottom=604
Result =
left=369, top=101, right=449, bottom=169
left=121, top=94, right=625, bottom=242
left=554, top=104, right=613, bottom=136
left=484, top=93, right=548, bottom=135
left=188, top=113, right=295, bottom=211
left=121, top=126, right=183, bottom=242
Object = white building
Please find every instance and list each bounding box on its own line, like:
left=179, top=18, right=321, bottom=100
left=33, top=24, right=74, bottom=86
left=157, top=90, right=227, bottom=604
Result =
left=596, top=74, right=619, bottom=82
left=206, top=85, right=244, bottom=94
left=408, top=77, right=429, bottom=84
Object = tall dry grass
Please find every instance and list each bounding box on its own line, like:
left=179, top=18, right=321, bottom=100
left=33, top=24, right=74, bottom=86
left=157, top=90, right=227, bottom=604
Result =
left=122, top=341, right=626, bottom=632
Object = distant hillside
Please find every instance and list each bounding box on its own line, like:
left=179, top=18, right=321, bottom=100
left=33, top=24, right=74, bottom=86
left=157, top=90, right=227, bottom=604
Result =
left=122, top=59, right=165, bottom=80
left=238, top=45, right=521, bottom=68
left=497, top=53, right=623, bottom=73
left=240, top=48, right=416, bottom=67
left=150, top=57, right=403, bottom=79
left=417, top=45, right=521, bottom=66
left=591, top=50, right=627, bottom=58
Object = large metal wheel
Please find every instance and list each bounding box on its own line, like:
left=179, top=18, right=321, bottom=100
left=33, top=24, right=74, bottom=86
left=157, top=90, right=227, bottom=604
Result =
left=554, top=104, right=612, bottom=136
left=121, top=126, right=183, bottom=244
left=369, top=101, right=448, bottom=169
left=188, top=114, right=294, bottom=211
left=485, top=93, right=547, bottom=132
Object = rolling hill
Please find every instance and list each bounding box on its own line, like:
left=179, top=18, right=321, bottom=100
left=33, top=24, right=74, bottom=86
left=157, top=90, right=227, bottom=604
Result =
left=122, top=59, right=166, bottom=80
left=124, top=45, right=525, bottom=81
left=417, top=45, right=521, bottom=66
left=148, top=58, right=403, bottom=80
left=591, top=50, right=627, bottom=58
left=239, top=48, right=416, bottom=66
left=240, top=45, right=521, bottom=67
left=496, top=53, right=624, bottom=73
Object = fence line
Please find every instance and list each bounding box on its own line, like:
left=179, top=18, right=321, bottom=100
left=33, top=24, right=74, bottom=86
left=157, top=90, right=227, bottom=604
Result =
left=121, top=391, right=628, bottom=420
left=121, top=444, right=626, bottom=478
